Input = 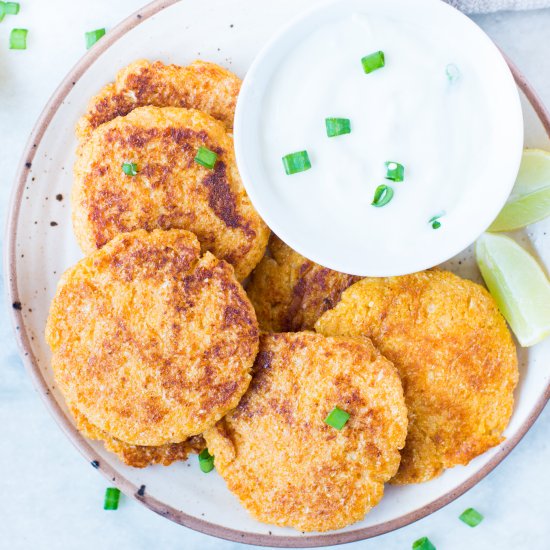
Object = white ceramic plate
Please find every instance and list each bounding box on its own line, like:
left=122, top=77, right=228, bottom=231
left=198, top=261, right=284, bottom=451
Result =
left=6, top=0, right=550, bottom=546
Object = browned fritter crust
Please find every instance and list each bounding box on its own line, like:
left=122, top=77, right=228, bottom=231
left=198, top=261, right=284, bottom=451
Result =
left=73, top=106, right=269, bottom=280
left=204, top=332, right=407, bottom=532
left=71, top=406, right=205, bottom=468
left=247, top=235, right=361, bottom=331
left=46, top=229, right=259, bottom=447
left=76, top=59, right=240, bottom=141
left=315, top=271, right=519, bottom=484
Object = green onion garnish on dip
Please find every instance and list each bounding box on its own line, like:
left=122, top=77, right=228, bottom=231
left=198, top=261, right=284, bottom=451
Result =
left=361, top=50, right=385, bottom=74
left=282, top=150, right=311, bottom=175
left=372, top=185, right=394, bottom=207
left=325, top=118, right=351, bottom=138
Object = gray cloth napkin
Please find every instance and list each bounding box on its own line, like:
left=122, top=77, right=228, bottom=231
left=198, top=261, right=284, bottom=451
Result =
left=446, top=0, right=550, bottom=12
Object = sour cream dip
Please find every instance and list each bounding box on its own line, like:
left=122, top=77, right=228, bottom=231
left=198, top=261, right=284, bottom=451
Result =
left=234, top=0, right=523, bottom=276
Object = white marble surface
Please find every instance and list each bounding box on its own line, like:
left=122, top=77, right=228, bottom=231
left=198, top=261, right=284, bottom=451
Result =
left=1, top=2, right=549, bottom=549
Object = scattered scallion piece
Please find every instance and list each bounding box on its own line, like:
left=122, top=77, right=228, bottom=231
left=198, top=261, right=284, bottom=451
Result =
left=103, top=487, right=121, bottom=510
left=459, top=508, right=484, bottom=527
left=324, top=406, right=350, bottom=430
left=122, top=162, right=138, bottom=176
left=194, top=146, right=218, bottom=169
left=199, top=449, right=215, bottom=473
left=385, top=161, right=405, bottom=182
left=0, top=2, right=6, bottom=21
left=85, top=28, right=106, bottom=49
left=325, top=117, right=351, bottom=138
left=371, top=184, right=394, bottom=207
left=9, top=28, right=27, bottom=49
left=429, top=212, right=445, bottom=229
left=282, top=150, right=311, bottom=175
left=446, top=63, right=461, bottom=83
left=412, top=536, right=436, bottom=550
left=361, top=50, right=385, bottom=74
left=6, top=2, right=19, bottom=14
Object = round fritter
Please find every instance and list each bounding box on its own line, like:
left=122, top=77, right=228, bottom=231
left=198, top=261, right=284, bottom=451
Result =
left=73, top=106, right=269, bottom=280
left=46, top=229, right=259, bottom=446
left=71, top=406, right=205, bottom=468
left=315, top=270, right=519, bottom=484
left=204, top=332, right=407, bottom=532
left=76, top=59, right=240, bottom=141
left=247, top=235, right=361, bottom=332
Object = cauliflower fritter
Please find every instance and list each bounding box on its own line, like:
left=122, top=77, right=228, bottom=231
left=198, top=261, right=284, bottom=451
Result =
left=315, top=270, right=519, bottom=484
left=76, top=59, right=240, bottom=141
left=247, top=235, right=361, bottom=331
left=46, top=229, right=259, bottom=447
left=204, top=332, right=407, bottom=532
left=71, top=406, right=205, bottom=468
left=73, top=106, right=269, bottom=280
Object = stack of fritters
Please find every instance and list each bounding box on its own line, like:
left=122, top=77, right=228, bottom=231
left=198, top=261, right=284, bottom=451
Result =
left=46, top=58, right=519, bottom=533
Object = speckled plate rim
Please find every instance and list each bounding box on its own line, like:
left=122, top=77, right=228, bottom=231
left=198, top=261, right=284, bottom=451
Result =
left=4, top=0, right=550, bottom=547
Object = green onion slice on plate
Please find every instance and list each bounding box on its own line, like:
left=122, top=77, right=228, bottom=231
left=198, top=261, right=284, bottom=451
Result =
left=194, top=146, right=218, bottom=169
left=412, top=536, right=436, bottom=550
left=282, top=150, right=311, bottom=175
left=324, top=406, right=350, bottom=430
left=199, top=449, right=215, bottom=473
left=103, top=487, right=121, bottom=510
left=361, top=50, right=385, bottom=74
left=9, top=28, right=27, bottom=50
left=446, top=63, right=461, bottom=83
left=459, top=508, right=484, bottom=527
left=372, top=185, right=394, bottom=207
left=325, top=118, right=351, bottom=137
left=122, top=162, right=138, bottom=176
left=385, top=161, right=404, bottom=182
left=85, top=28, right=106, bottom=49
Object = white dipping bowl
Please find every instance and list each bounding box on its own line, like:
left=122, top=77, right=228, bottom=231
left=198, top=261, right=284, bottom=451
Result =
left=234, top=0, right=523, bottom=276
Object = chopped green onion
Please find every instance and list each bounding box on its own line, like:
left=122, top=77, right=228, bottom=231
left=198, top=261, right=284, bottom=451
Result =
left=6, top=2, right=19, bottom=14
left=412, top=536, right=436, bottom=550
left=0, top=2, right=5, bottom=21
left=429, top=212, right=445, bottom=229
left=122, top=162, right=138, bottom=176
left=446, top=63, right=461, bottom=83
left=194, top=146, right=218, bottom=169
left=459, top=508, right=484, bottom=527
left=9, top=28, right=27, bottom=50
left=85, top=28, right=106, bottom=49
left=103, top=487, right=121, bottom=510
left=361, top=50, right=385, bottom=74
left=324, top=406, right=350, bottom=430
left=385, top=161, right=404, bottom=182
left=325, top=118, right=351, bottom=138
left=199, top=449, right=215, bottom=473
left=282, top=150, right=311, bottom=175
left=371, top=185, right=394, bottom=207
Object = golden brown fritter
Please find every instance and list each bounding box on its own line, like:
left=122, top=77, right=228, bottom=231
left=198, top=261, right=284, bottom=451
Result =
left=76, top=59, right=240, bottom=141
left=73, top=106, right=269, bottom=280
left=46, top=229, right=259, bottom=447
left=71, top=406, right=205, bottom=468
left=315, top=270, right=519, bottom=484
left=247, top=235, right=361, bottom=331
left=204, top=332, right=407, bottom=532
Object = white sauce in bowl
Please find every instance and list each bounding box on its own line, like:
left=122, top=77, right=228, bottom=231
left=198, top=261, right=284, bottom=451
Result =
left=235, top=0, right=523, bottom=276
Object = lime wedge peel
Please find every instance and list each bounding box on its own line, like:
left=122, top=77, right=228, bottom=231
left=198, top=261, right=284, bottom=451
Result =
left=476, top=233, right=550, bottom=347
left=490, top=148, right=550, bottom=232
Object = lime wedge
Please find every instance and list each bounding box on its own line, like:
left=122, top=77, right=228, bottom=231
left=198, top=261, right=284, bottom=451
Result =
left=490, top=149, right=550, bottom=231
left=476, top=233, right=550, bottom=347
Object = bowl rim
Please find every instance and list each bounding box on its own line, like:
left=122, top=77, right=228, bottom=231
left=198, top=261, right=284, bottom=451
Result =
left=4, top=0, right=550, bottom=547
left=233, top=0, right=524, bottom=277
